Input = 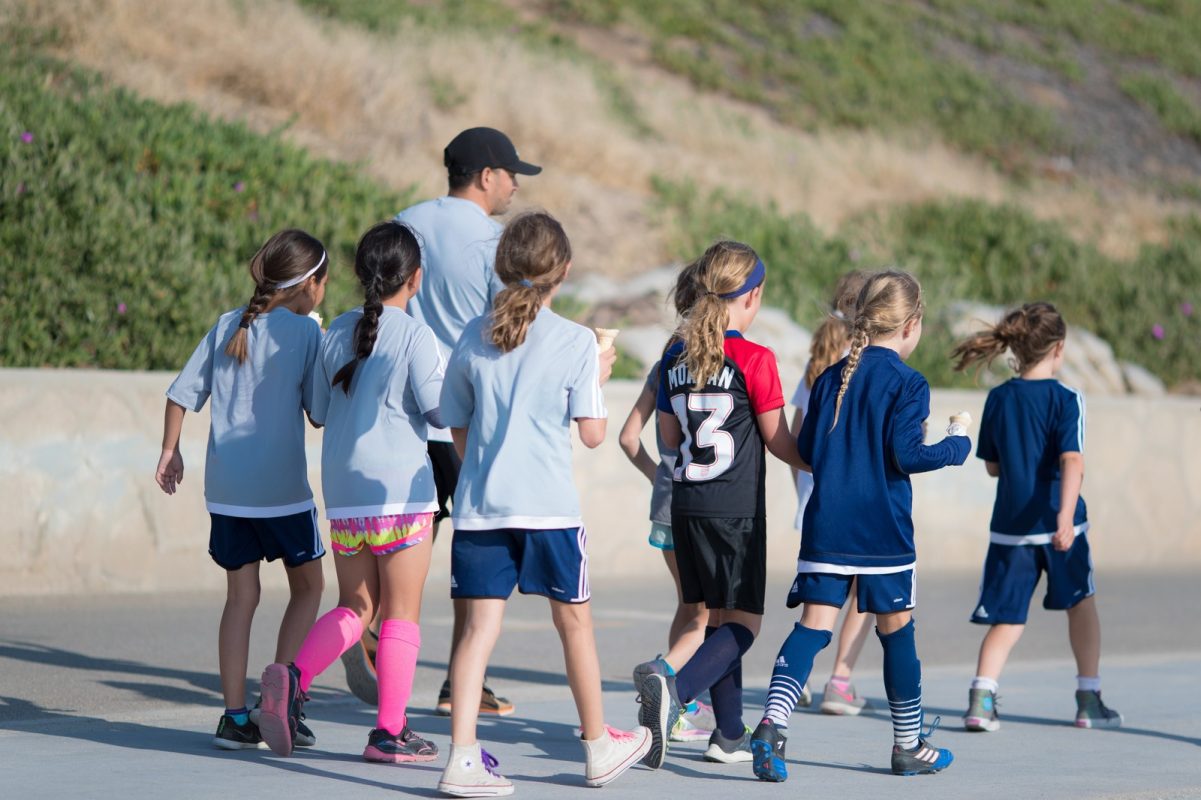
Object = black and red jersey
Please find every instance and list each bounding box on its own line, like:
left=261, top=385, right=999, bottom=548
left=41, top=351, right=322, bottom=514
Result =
left=656, top=331, right=784, bottom=518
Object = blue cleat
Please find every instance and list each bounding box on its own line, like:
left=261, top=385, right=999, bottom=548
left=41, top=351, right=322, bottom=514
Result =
left=750, top=718, right=788, bottom=782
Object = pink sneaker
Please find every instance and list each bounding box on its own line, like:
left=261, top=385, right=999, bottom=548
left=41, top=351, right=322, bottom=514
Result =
left=671, top=701, right=716, bottom=742
left=819, top=679, right=867, bottom=716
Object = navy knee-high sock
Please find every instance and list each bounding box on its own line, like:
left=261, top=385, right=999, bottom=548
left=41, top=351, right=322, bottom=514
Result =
left=878, top=619, right=922, bottom=749
left=675, top=623, right=755, bottom=711
left=702, top=626, right=750, bottom=739
left=762, top=623, right=831, bottom=728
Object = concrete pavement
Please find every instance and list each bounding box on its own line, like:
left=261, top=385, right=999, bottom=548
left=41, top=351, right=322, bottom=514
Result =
left=1, top=571, right=1198, bottom=798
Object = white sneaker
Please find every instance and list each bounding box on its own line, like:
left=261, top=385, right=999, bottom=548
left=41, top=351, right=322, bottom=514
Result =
left=582, top=724, right=652, bottom=787
left=671, top=701, right=716, bottom=742
left=438, top=742, right=514, bottom=797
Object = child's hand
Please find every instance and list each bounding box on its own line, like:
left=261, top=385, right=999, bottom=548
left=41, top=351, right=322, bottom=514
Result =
left=1052, top=516, right=1075, bottom=551
left=156, top=448, right=184, bottom=495
left=598, top=345, right=617, bottom=386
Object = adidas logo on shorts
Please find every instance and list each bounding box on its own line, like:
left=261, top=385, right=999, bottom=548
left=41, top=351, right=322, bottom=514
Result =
left=974, top=604, right=988, bottom=619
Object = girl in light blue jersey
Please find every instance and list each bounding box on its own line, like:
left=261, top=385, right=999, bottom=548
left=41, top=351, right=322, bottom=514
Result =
left=156, top=228, right=329, bottom=751
left=952, top=302, right=1121, bottom=732
left=257, top=221, right=445, bottom=764
left=437, top=212, right=650, bottom=796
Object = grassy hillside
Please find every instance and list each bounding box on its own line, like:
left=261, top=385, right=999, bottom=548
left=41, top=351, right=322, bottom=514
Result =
left=0, top=27, right=412, bottom=370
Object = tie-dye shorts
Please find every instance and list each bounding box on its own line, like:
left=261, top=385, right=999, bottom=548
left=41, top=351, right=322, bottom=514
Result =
left=329, top=512, right=435, bottom=557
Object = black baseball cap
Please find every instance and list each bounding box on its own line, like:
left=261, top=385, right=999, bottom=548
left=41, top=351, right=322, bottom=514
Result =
left=444, top=127, right=542, bottom=177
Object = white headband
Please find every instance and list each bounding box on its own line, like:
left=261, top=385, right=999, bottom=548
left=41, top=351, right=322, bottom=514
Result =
left=275, top=251, right=327, bottom=290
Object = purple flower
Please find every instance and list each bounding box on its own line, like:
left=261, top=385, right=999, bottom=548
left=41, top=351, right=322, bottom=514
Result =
left=117, top=302, right=127, bottom=315
left=1151, top=324, right=1165, bottom=340
left=233, top=181, right=245, bottom=192
left=1181, top=302, right=1194, bottom=317
left=20, top=131, right=33, bottom=144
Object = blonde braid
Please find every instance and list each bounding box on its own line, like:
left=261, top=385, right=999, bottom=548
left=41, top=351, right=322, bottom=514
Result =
left=830, top=320, right=870, bottom=430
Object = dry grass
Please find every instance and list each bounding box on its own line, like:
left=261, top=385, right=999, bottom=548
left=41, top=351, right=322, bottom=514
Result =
left=14, top=0, right=1190, bottom=270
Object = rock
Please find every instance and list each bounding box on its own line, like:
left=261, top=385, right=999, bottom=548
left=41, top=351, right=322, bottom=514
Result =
left=1121, top=361, right=1166, bottom=397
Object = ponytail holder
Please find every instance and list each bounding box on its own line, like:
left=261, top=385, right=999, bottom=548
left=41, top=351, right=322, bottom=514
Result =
left=832, top=310, right=846, bottom=320
left=239, top=319, right=251, bottom=329
left=719, top=258, right=767, bottom=299
left=518, top=279, right=534, bottom=288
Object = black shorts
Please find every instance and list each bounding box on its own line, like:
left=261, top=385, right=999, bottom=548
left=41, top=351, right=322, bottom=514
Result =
left=428, top=441, right=461, bottom=525
left=673, top=515, right=766, bottom=615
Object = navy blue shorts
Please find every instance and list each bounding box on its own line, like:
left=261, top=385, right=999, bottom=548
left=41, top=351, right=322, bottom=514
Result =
left=787, top=570, right=916, bottom=615
left=450, top=527, right=590, bottom=604
left=208, top=509, right=325, bottom=571
left=970, top=535, right=1094, bottom=625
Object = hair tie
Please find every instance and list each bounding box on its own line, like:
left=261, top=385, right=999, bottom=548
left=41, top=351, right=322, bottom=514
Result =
left=239, top=319, right=251, bottom=329
left=518, top=278, right=534, bottom=288
left=832, top=310, right=846, bottom=320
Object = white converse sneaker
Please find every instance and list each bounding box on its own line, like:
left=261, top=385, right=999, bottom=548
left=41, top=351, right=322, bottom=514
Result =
left=582, top=724, right=652, bottom=787
left=438, top=742, right=514, bottom=797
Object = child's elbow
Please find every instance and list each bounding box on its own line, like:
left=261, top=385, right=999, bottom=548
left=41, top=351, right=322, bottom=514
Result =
left=580, top=431, right=605, bottom=449
left=617, top=430, right=639, bottom=457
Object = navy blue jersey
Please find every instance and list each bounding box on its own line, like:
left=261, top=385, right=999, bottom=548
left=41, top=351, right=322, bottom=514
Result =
left=977, top=378, right=1087, bottom=542
left=798, top=347, right=970, bottom=570
left=657, top=332, right=784, bottom=518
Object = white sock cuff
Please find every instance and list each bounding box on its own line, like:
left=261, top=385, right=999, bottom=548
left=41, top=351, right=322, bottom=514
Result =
left=1077, top=675, right=1102, bottom=692
left=971, top=676, right=999, bottom=693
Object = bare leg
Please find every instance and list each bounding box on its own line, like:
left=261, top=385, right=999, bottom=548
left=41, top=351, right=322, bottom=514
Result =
left=275, top=559, right=324, bottom=663
left=661, top=550, right=708, bottom=668
left=377, top=534, right=434, bottom=622
left=219, top=563, right=261, bottom=709
left=1067, top=596, right=1101, bottom=678
left=333, top=549, right=381, bottom=629
left=450, top=598, right=506, bottom=745
left=551, top=599, right=605, bottom=740
left=974, top=623, right=1026, bottom=681
left=830, top=590, right=873, bottom=679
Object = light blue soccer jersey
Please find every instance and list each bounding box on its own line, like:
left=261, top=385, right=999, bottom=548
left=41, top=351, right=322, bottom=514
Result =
left=166, top=307, right=321, bottom=517
left=976, top=378, right=1088, bottom=543
left=440, top=308, right=605, bottom=530
left=310, top=306, right=445, bottom=519
left=396, top=197, right=504, bottom=442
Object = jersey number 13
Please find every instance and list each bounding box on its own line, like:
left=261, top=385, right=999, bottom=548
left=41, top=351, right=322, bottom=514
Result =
left=672, top=393, right=735, bottom=481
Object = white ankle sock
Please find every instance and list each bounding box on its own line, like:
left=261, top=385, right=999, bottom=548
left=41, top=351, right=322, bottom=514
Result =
left=1077, top=675, right=1101, bottom=692
left=971, top=676, right=999, bottom=693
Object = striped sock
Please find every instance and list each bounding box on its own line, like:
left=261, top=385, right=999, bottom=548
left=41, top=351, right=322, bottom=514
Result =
left=878, top=620, right=922, bottom=749
left=763, top=623, right=831, bottom=728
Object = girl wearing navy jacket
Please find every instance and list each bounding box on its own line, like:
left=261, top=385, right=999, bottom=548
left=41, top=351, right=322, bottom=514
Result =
left=750, top=270, right=970, bottom=782
left=952, top=302, right=1121, bottom=733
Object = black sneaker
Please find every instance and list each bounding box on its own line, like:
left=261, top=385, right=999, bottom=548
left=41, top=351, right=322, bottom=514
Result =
left=251, top=698, right=316, bottom=747
left=212, top=714, right=266, bottom=750
left=750, top=718, right=788, bottom=781
left=703, top=726, right=753, bottom=763
left=259, top=662, right=306, bottom=757
left=363, top=726, right=439, bottom=763
left=632, top=657, right=681, bottom=770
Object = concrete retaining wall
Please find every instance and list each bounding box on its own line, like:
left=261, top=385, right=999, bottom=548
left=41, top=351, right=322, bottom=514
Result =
left=1, top=369, right=1198, bottom=596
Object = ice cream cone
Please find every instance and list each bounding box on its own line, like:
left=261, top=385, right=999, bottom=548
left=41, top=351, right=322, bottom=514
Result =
left=594, top=327, right=620, bottom=351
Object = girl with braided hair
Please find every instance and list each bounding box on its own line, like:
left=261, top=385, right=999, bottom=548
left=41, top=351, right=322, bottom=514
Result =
left=751, top=269, right=969, bottom=782
left=156, top=228, right=329, bottom=751
left=257, top=220, right=445, bottom=764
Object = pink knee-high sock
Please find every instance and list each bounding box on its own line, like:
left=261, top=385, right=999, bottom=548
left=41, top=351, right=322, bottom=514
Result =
left=293, top=606, right=363, bottom=692
left=376, top=619, right=421, bottom=735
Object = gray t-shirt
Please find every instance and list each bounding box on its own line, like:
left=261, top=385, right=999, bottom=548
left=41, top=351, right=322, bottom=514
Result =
left=166, top=307, right=321, bottom=517
left=441, top=308, right=605, bottom=530
left=310, top=307, right=444, bottom=519
left=396, top=196, right=505, bottom=442
left=646, top=362, right=676, bottom=527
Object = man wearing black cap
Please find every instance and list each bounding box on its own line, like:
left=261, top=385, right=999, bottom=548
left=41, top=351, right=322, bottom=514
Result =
left=338, top=127, right=540, bottom=718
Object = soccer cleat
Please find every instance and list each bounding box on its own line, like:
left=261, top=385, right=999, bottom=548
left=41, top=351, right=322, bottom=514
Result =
left=820, top=679, right=867, bottom=716
left=891, top=739, right=954, bottom=775
left=363, top=726, right=439, bottom=763
left=582, top=724, right=652, bottom=787
left=436, top=679, right=516, bottom=717
left=212, top=714, right=267, bottom=750
left=796, top=682, right=813, bottom=709
left=1075, top=690, right=1123, bottom=729
left=750, top=718, right=788, bottom=782
left=703, top=726, right=753, bottom=764
left=633, top=658, right=681, bottom=769
left=340, top=628, right=379, bottom=706
left=438, top=743, right=514, bottom=797
left=963, top=687, right=1001, bottom=732
left=671, top=701, right=716, bottom=742
left=259, top=662, right=306, bottom=757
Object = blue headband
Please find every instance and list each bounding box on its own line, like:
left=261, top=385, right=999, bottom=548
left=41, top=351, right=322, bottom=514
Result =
left=719, top=258, right=766, bottom=299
